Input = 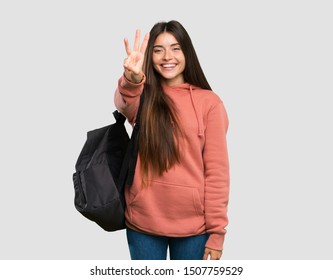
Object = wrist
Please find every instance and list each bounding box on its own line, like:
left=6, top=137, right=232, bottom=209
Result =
left=124, top=71, right=144, bottom=84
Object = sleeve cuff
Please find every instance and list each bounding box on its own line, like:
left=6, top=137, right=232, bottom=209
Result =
left=117, top=74, right=145, bottom=98
left=120, top=73, right=146, bottom=87
left=205, top=233, right=225, bottom=251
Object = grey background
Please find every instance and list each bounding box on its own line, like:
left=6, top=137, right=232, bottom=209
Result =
left=1, top=0, right=332, bottom=260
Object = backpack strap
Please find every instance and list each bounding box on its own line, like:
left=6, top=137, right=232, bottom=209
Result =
left=126, top=94, right=144, bottom=186
left=112, top=110, right=127, bottom=125
left=117, top=94, right=144, bottom=192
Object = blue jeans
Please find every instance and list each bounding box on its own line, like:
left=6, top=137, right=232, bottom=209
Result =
left=126, top=228, right=209, bottom=260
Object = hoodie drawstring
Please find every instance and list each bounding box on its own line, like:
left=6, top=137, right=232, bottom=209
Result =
left=189, top=85, right=204, bottom=137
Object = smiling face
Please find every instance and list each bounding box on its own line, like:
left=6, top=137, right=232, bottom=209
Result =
left=152, top=32, right=186, bottom=86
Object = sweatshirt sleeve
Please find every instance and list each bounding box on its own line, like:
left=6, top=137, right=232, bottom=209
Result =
left=203, top=101, right=230, bottom=252
left=114, top=74, right=145, bottom=125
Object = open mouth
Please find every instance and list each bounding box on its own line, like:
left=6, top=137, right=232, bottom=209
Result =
left=161, top=63, right=177, bottom=69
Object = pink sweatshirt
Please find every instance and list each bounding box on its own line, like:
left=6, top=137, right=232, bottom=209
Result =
left=114, top=75, right=230, bottom=251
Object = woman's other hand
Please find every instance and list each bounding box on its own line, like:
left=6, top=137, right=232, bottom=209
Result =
left=203, top=247, right=222, bottom=260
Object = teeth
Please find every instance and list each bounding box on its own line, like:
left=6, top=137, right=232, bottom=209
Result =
left=162, top=64, right=176, bottom=68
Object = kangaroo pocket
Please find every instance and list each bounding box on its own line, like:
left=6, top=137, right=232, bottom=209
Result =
left=127, top=181, right=205, bottom=236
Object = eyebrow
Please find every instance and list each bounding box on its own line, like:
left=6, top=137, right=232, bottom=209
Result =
left=153, top=43, right=181, bottom=48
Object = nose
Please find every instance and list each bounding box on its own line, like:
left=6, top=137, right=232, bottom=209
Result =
left=163, top=49, right=172, bottom=60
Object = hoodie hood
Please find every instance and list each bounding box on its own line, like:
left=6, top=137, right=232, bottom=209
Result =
left=162, top=83, right=204, bottom=137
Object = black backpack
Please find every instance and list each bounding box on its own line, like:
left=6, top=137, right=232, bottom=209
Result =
left=72, top=100, right=142, bottom=231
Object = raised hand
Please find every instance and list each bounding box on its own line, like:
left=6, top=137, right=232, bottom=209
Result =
left=123, top=29, right=150, bottom=83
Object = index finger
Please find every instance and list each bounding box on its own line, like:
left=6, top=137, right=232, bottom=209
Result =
left=140, top=32, right=150, bottom=54
left=202, top=248, right=209, bottom=260
left=124, top=37, right=131, bottom=56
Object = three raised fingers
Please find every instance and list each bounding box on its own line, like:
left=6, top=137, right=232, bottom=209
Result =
left=124, top=29, right=150, bottom=56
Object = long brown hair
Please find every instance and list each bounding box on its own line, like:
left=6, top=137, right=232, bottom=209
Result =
left=139, top=20, right=212, bottom=181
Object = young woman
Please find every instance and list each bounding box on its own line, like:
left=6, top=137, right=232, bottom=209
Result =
left=114, top=20, right=230, bottom=260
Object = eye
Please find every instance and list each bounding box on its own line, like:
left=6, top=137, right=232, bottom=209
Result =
left=172, top=47, right=181, bottom=51
left=153, top=48, right=163, bottom=54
